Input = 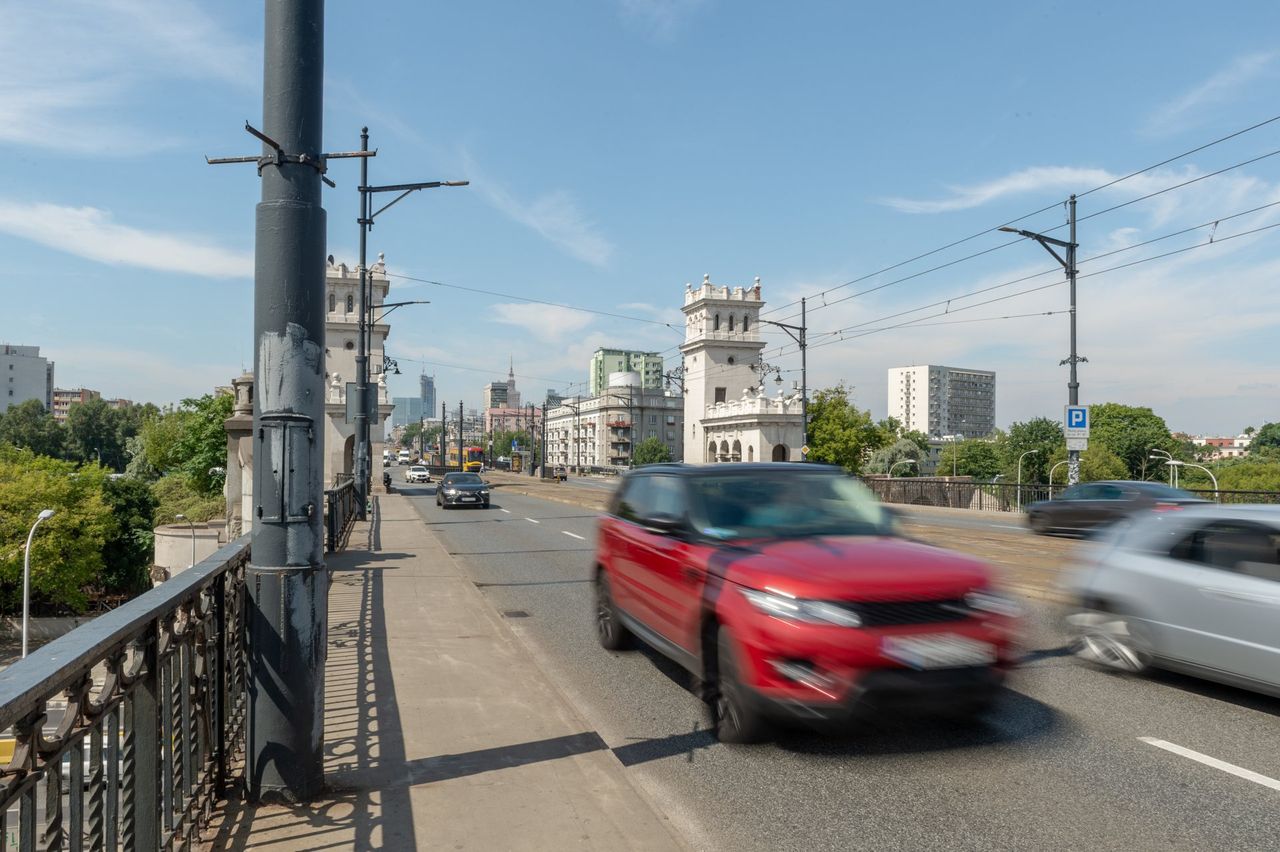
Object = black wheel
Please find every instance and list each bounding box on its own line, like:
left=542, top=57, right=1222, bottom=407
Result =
left=1071, top=606, right=1153, bottom=674
left=595, top=571, right=630, bottom=650
left=483, top=500, right=490, bottom=509
left=1028, top=512, right=1051, bottom=535
left=713, top=626, right=768, bottom=744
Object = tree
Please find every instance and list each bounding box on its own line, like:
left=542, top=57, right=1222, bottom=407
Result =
left=151, top=474, right=225, bottom=529
left=0, top=399, right=66, bottom=458
left=0, top=446, right=112, bottom=613
left=173, top=393, right=234, bottom=496
left=100, top=475, right=158, bottom=596
left=632, top=437, right=673, bottom=466
left=900, top=429, right=931, bottom=457
left=65, top=398, right=125, bottom=470
left=937, top=440, right=1003, bottom=479
left=868, top=438, right=924, bottom=475
left=1047, top=444, right=1129, bottom=482
left=1089, top=402, right=1177, bottom=479
left=1001, top=417, right=1064, bottom=484
left=805, top=384, right=887, bottom=474
left=1250, top=422, right=1280, bottom=453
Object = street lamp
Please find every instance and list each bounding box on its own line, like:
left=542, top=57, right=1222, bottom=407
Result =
left=1048, top=460, right=1067, bottom=488
left=1000, top=198, right=1085, bottom=486
left=349, top=125, right=469, bottom=521
left=889, top=459, right=918, bottom=477
left=22, top=509, right=55, bottom=658
left=1016, top=449, right=1039, bottom=512
left=1166, top=460, right=1218, bottom=500
left=1150, top=450, right=1175, bottom=486
left=175, top=513, right=196, bottom=570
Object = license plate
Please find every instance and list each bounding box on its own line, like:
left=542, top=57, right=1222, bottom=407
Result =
left=882, top=634, right=996, bottom=670
left=460, top=496, right=477, bottom=502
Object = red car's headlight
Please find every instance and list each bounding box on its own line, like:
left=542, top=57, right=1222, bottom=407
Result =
left=740, top=588, right=864, bottom=627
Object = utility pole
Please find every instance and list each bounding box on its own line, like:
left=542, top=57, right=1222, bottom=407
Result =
left=759, top=299, right=808, bottom=458
left=540, top=402, right=548, bottom=478
left=440, top=401, right=447, bottom=466
left=354, top=127, right=371, bottom=518
left=1000, top=196, right=1085, bottom=485
left=457, top=401, right=464, bottom=471
left=244, top=0, right=327, bottom=803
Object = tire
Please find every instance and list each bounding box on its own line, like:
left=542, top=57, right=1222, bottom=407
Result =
left=482, top=501, right=490, bottom=509
left=1028, top=512, right=1051, bottom=535
left=595, top=571, right=630, bottom=650
left=1071, top=606, right=1153, bottom=674
left=713, top=626, right=768, bottom=744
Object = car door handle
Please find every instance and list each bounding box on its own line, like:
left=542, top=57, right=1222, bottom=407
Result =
left=1199, top=587, right=1280, bottom=605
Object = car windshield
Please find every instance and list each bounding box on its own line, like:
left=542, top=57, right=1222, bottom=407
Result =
left=687, top=470, right=891, bottom=540
left=444, top=473, right=483, bottom=485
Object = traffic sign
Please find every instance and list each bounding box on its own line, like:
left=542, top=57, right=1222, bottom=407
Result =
left=1064, top=405, right=1090, bottom=439
left=800, top=444, right=810, bottom=457
left=1066, top=437, right=1088, bottom=451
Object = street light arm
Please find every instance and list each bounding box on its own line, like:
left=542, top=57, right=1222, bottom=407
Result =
left=365, top=180, right=470, bottom=221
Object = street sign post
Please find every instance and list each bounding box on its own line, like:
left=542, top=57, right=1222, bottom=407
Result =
left=1066, top=437, right=1088, bottom=451
left=1064, top=405, right=1090, bottom=439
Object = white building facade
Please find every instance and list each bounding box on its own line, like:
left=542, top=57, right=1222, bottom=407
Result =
left=681, top=275, right=804, bottom=463
left=887, top=365, right=996, bottom=439
left=1, top=344, right=54, bottom=414
left=323, top=255, right=394, bottom=486
left=545, top=378, right=683, bottom=470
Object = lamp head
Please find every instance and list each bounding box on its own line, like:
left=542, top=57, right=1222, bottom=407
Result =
left=38, top=509, right=55, bottom=521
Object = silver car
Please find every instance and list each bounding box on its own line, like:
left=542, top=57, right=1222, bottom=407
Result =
left=1064, top=505, right=1280, bottom=697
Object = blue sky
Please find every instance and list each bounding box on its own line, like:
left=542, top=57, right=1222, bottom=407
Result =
left=2, top=0, right=1279, bottom=435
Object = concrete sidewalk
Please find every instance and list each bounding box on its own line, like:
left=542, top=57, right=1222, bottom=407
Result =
left=203, top=493, right=686, bottom=851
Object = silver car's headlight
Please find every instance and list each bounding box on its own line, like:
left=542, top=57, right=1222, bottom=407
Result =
left=740, top=588, right=863, bottom=627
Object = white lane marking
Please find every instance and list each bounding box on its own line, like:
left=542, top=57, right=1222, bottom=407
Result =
left=500, top=508, right=511, bottom=514
left=526, top=517, right=541, bottom=524
left=994, top=524, right=1026, bottom=531
left=562, top=531, right=585, bottom=540
left=1139, top=737, right=1280, bottom=792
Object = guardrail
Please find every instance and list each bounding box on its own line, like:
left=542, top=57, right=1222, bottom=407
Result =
left=325, top=479, right=358, bottom=553
left=0, top=537, right=249, bottom=850
left=862, top=478, right=1280, bottom=512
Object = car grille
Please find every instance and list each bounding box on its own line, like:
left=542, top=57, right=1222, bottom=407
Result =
left=836, top=599, right=969, bottom=626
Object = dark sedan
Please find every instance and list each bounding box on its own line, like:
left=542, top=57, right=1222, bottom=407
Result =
left=436, top=472, right=491, bottom=509
left=1026, top=480, right=1208, bottom=536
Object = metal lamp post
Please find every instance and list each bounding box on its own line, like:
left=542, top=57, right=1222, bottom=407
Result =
left=1017, top=449, right=1039, bottom=512
left=1166, top=460, right=1218, bottom=499
left=1150, top=450, right=1175, bottom=485
left=889, top=459, right=918, bottom=477
left=1048, top=460, right=1067, bottom=487
left=175, top=513, right=196, bottom=569
left=22, top=509, right=55, bottom=658
left=1000, top=197, right=1085, bottom=485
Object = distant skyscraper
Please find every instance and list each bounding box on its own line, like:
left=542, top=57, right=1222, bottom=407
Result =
left=419, top=373, right=436, bottom=415
left=887, top=365, right=996, bottom=439
left=483, top=358, right=521, bottom=410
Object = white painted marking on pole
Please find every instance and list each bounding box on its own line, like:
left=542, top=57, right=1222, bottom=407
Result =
left=562, top=531, right=585, bottom=540
left=500, top=508, right=511, bottom=514
left=1139, top=737, right=1280, bottom=792
left=526, top=518, right=540, bottom=524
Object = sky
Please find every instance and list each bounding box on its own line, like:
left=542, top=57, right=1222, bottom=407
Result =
left=2, top=0, right=1279, bottom=436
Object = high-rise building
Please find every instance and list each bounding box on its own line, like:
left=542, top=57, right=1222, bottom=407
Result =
left=391, top=397, right=427, bottom=429
left=482, top=359, right=521, bottom=410
left=1, top=344, right=54, bottom=414
left=419, top=373, right=436, bottom=415
left=887, top=365, right=996, bottom=439
left=52, top=388, right=102, bottom=424
left=588, top=349, right=664, bottom=397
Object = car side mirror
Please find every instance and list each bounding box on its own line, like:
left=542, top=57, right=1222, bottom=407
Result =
left=642, top=512, right=685, bottom=536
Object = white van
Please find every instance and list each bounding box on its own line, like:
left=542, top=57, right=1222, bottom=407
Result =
left=397, top=449, right=412, bottom=465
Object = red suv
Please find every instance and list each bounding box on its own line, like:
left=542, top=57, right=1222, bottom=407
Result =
left=594, top=464, right=1021, bottom=742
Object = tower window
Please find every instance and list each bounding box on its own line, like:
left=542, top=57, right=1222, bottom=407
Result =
left=728, top=315, right=735, bottom=331
left=743, top=315, right=749, bottom=332
left=329, top=292, right=335, bottom=312
left=714, top=387, right=726, bottom=403
left=713, top=314, right=720, bottom=331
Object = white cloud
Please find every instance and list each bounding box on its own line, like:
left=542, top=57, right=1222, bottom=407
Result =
left=490, top=303, right=596, bottom=343
left=459, top=151, right=615, bottom=267
left=0, top=1, right=256, bottom=153
left=1146, top=51, right=1278, bottom=135
left=0, top=201, right=252, bottom=277
left=617, top=0, right=709, bottom=40
left=881, top=167, right=1116, bottom=214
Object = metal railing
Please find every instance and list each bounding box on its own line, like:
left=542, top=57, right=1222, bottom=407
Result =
left=325, top=479, right=358, bottom=553
left=863, top=478, right=1280, bottom=512
left=0, top=537, right=249, bottom=851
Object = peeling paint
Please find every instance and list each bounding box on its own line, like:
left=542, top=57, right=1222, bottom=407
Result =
left=258, top=322, right=322, bottom=414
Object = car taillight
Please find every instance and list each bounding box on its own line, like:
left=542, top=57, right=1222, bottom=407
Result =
left=1152, top=502, right=1183, bottom=513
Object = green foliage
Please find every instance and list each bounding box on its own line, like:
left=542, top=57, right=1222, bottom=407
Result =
left=868, top=438, right=924, bottom=475
left=491, top=429, right=533, bottom=458
left=0, top=446, right=112, bottom=613
left=1088, top=402, right=1177, bottom=479
left=1047, top=444, right=1129, bottom=482
left=937, top=440, right=1003, bottom=479
left=65, top=398, right=128, bottom=470
left=805, top=384, right=887, bottom=474
left=0, top=399, right=67, bottom=458
left=401, top=422, right=441, bottom=451
left=1215, top=462, right=1280, bottom=492
left=632, top=437, right=673, bottom=466
left=1250, top=422, right=1280, bottom=452
left=173, top=394, right=234, bottom=496
left=900, top=430, right=931, bottom=456
left=1001, top=417, right=1064, bottom=484
left=100, top=475, right=158, bottom=596
left=150, top=474, right=225, bottom=529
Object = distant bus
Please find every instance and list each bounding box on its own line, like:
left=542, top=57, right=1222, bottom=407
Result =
left=463, top=446, right=485, bottom=472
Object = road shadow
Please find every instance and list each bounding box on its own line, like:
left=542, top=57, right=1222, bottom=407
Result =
left=1142, top=668, right=1280, bottom=717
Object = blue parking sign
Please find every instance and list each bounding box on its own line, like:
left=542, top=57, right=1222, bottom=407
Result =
left=1064, top=405, right=1090, bottom=437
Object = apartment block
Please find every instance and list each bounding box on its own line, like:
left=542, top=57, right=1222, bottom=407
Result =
left=887, top=365, right=996, bottom=439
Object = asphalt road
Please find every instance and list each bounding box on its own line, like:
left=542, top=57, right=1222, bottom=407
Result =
left=395, top=474, right=1280, bottom=852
